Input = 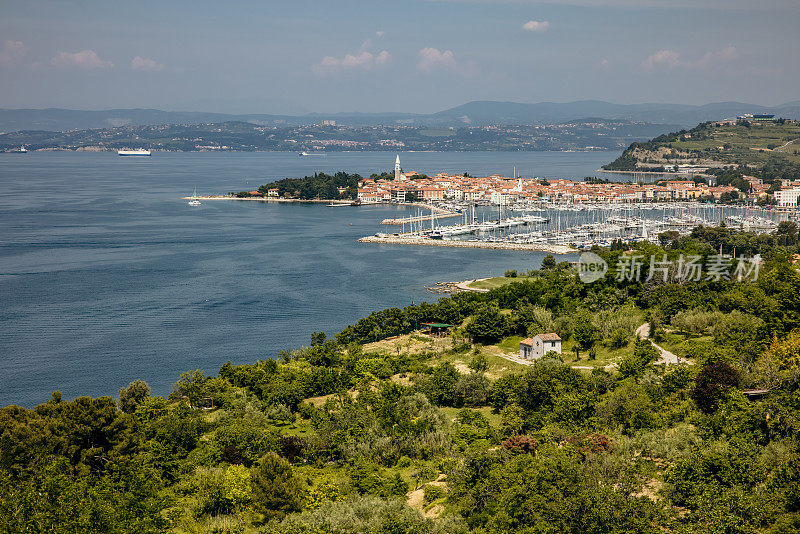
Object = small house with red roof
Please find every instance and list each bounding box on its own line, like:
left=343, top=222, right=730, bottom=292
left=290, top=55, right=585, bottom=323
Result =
left=520, top=333, right=562, bottom=360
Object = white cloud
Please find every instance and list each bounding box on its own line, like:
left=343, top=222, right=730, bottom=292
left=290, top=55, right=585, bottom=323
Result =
left=131, top=56, right=164, bottom=71
left=417, top=47, right=456, bottom=72
left=522, top=20, right=550, bottom=32
left=314, top=50, right=390, bottom=75
left=51, top=50, right=113, bottom=69
left=695, top=45, right=738, bottom=67
left=0, top=40, right=27, bottom=66
left=641, top=45, right=737, bottom=70
left=641, top=49, right=681, bottom=69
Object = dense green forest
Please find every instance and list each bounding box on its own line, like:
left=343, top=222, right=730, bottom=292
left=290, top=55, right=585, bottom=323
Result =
left=4, top=224, right=800, bottom=533
left=232, top=172, right=361, bottom=200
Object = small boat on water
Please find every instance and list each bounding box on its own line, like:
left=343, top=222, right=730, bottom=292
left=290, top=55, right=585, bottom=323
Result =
left=118, top=149, right=151, bottom=156
left=9, top=146, right=27, bottom=153
left=188, top=188, right=201, bottom=206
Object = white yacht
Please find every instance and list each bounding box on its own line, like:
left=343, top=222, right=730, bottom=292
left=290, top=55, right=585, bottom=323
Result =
left=188, top=188, right=201, bottom=206
left=118, top=149, right=151, bottom=156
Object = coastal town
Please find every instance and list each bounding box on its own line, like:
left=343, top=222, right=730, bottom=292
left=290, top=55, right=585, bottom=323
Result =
left=354, top=155, right=751, bottom=205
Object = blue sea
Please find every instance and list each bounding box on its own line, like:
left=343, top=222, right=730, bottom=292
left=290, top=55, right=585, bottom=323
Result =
left=0, top=151, right=620, bottom=407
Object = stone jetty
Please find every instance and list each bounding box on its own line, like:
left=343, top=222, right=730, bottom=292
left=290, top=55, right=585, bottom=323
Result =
left=380, top=212, right=461, bottom=225
left=358, top=235, right=576, bottom=254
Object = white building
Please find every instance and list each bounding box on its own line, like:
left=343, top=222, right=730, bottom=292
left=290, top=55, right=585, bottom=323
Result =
left=775, top=188, right=800, bottom=207
left=520, top=333, right=562, bottom=360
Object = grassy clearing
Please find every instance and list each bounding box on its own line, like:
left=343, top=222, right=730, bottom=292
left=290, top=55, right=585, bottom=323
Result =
left=363, top=333, right=450, bottom=356
left=440, top=406, right=501, bottom=428
left=469, top=276, right=536, bottom=290
left=559, top=337, right=635, bottom=368
left=433, top=344, right=526, bottom=380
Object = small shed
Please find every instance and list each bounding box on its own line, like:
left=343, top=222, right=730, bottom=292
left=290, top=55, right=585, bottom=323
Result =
left=421, top=323, right=453, bottom=336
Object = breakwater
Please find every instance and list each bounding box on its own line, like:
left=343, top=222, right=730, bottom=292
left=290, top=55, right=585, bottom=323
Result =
left=381, top=212, right=461, bottom=225
left=358, top=235, right=576, bottom=254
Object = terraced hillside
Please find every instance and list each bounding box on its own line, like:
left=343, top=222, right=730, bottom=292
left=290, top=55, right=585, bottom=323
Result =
left=603, top=120, right=800, bottom=173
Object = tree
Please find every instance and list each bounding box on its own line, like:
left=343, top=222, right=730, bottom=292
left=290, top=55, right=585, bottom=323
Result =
left=465, top=303, right=511, bottom=344
left=618, top=338, right=659, bottom=379
left=572, top=310, right=597, bottom=358
left=251, top=452, right=306, bottom=522
left=455, top=373, right=491, bottom=407
left=541, top=254, right=557, bottom=270
left=763, top=329, right=800, bottom=370
left=692, top=362, right=740, bottom=414
left=428, top=362, right=459, bottom=406
left=117, top=380, right=151, bottom=414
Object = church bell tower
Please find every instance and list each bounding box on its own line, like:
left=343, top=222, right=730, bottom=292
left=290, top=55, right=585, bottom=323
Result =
left=395, top=154, right=402, bottom=181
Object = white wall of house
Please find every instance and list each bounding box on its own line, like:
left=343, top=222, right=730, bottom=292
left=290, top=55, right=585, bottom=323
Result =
left=520, top=335, right=562, bottom=360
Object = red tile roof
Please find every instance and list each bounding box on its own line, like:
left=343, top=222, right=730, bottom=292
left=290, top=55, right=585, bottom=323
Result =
left=537, top=333, right=561, bottom=341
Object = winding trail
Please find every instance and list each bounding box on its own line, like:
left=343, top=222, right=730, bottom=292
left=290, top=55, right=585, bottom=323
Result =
left=636, top=323, right=682, bottom=365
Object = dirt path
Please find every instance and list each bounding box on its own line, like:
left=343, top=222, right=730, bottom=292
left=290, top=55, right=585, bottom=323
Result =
left=637, top=322, right=682, bottom=365
left=406, top=474, right=447, bottom=519
left=775, top=137, right=800, bottom=153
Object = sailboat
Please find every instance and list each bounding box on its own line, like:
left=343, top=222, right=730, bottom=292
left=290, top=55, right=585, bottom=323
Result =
left=188, top=188, right=201, bottom=206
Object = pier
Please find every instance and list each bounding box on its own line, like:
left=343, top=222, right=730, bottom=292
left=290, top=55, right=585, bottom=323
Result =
left=381, top=211, right=461, bottom=225
left=358, top=234, right=576, bottom=254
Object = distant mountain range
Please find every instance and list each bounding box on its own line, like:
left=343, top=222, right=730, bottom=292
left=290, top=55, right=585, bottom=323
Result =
left=1, top=100, right=799, bottom=132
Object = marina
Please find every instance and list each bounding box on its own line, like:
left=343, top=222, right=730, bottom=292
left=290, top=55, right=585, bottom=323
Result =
left=362, top=201, right=785, bottom=251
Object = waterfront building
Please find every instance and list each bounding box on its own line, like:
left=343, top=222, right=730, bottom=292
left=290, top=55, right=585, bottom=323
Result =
left=775, top=188, right=800, bottom=207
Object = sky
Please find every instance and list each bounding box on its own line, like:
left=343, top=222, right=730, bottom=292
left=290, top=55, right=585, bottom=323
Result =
left=0, top=0, right=798, bottom=114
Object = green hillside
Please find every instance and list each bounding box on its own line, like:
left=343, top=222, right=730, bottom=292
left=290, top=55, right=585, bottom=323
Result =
left=604, top=119, right=800, bottom=177
left=5, top=226, right=800, bottom=532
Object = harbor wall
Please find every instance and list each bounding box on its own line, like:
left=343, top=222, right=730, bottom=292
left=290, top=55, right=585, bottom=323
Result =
left=358, top=235, right=576, bottom=254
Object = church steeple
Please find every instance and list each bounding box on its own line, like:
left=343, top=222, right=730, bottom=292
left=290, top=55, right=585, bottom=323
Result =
left=395, top=154, right=402, bottom=181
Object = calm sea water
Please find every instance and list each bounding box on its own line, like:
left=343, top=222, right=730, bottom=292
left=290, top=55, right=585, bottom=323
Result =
left=0, top=151, right=619, bottom=407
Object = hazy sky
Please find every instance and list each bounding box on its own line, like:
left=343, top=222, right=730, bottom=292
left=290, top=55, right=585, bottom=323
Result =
left=1, top=0, right=798, bottom=114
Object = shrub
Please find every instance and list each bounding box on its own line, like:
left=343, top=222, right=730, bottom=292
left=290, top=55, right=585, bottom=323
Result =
left=501, top=435, right=538, bottom=454
left=424, top=484, right=446, bottom=503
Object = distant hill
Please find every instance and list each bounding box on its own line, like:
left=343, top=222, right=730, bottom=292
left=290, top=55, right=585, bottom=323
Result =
left=1, top=100, right=798, bottom=132
left=432, top=100, right=800, bottom=127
